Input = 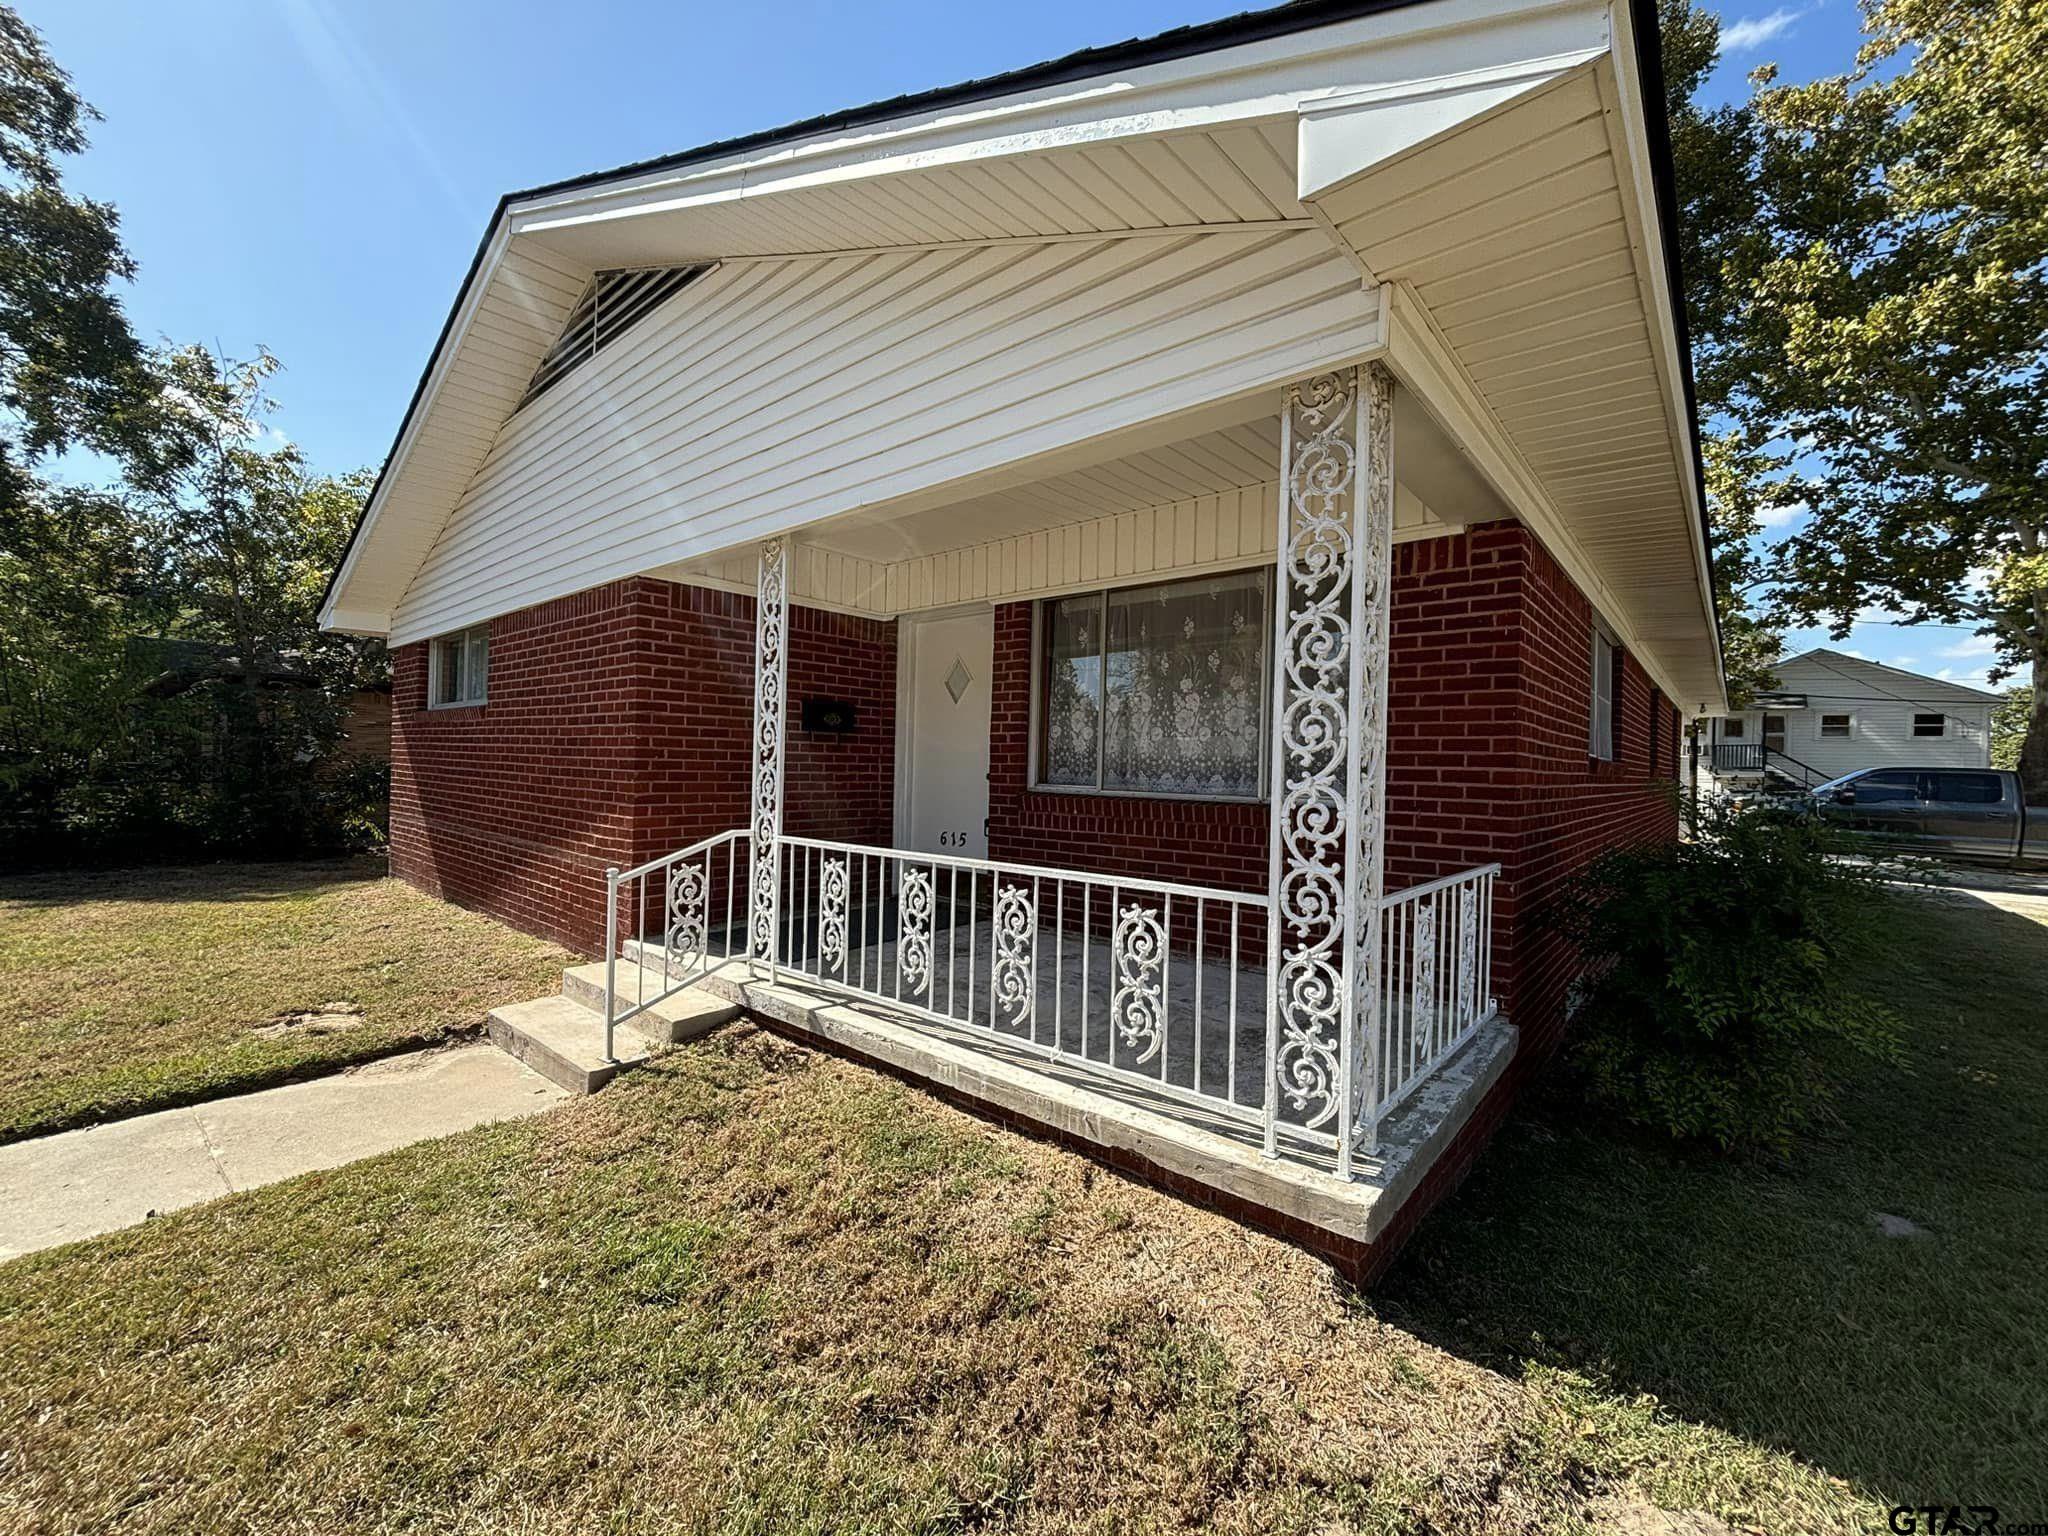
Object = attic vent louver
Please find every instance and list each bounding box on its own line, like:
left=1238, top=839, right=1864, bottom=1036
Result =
left=518, top=264, right=709, bottom=409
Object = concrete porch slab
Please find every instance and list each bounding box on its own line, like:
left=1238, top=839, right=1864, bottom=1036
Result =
left=688, top=958, right=1516, bottom=1250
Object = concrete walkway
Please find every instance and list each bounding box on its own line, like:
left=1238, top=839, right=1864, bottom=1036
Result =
left=0, top=1043, right=566, bottom=1261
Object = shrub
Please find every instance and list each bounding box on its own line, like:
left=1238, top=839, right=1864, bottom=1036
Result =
left=1562, top=795, right=1901, bottom=1155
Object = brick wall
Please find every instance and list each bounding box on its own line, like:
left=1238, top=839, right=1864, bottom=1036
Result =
left=390, top=578, right=894, bottom=954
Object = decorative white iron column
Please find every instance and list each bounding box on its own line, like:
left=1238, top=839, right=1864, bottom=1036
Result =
left=749, top=536, right=788, bottom=977
left=1263, top=363, right=1395, bottom=1178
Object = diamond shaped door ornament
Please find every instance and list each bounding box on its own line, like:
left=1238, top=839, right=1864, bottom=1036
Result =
left=944, top=656, right=973, bottom=704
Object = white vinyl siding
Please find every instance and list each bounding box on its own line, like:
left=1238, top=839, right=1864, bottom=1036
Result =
left=387, top=232, right=1383, bottom=646
left=1707, top=700, right=1994, bottom=782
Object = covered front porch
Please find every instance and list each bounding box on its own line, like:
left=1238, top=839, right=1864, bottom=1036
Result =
left=570, top=361, right=1513, bottom=1249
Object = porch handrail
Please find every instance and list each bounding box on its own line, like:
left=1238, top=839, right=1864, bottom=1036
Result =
left=1379, top=861, right=1503, bottom=908
left=604, top=827, right=750, bottom=1059
left=776, top=835, right=1266, bottom=906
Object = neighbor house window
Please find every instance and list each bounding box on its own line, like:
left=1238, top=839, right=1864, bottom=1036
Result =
left=1820, top=713, right=1853, bottom=738
left=1036, top=569, right=1268, bottom=798
left=1720, top=716, right=1746, bottom=739
left=1589, top=627, right=1621, bottom=761
left=1913, top=712, right=1946, bottom=738
left=429, top=625, right=489, bottom=707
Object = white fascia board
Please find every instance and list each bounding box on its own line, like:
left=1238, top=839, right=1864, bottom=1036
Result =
left=1295, top=43, right=1608, bottom=204
left=319, top=213, right=515, bottom=636
left=506, top=0, right=1604, bottom=238
left=1382, top=281, right=1708, bottom=713
left=1599, top=0, right=1721, bottom=696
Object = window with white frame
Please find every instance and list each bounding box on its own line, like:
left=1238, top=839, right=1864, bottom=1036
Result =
left=1589, top=626, right=1620, bottom=761
left=1036, top=568, right=1269, bottom=798
left=429, top=625, right=489, bottom=708
left=1720, top=716, right=1746, bottom=739
left=1912, top=712, right=1946, bottom=738
left=1819, top=713, right=1853, bottom=738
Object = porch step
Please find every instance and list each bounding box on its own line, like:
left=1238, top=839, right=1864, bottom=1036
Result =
left=485, top=996, right=659, bottom=1095
left=558, top=961, right=740, bottom=1043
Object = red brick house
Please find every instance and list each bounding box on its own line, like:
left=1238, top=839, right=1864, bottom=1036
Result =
left=323, top=0, right=1724, bottom=1281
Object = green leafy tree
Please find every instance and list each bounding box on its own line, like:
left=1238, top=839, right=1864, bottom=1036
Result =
left=126, top=346, right=382, bottom=852
left=1991, top=685, right=2032, bottom=770
left=0, top=6, right=154, bottom=500
left=1673, top=0, right=2048, bottom=798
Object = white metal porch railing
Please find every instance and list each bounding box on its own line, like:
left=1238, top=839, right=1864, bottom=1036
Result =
left=1366, top=861, right=1501, bottom=1144
left=602, top=829, right=749, bottom=1058
left=779, top=836, right=1278, bottom=1139
left=603, top=833, right=1498, bottom=1173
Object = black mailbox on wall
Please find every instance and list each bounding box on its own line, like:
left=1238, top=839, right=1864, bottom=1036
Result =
left=802, top=697, right=858, bottom=734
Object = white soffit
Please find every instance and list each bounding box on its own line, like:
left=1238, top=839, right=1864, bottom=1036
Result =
left=1299, top=44, right=1721, bottom=709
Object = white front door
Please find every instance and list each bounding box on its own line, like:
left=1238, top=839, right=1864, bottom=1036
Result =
left=901, top=610, right=993, bottom=859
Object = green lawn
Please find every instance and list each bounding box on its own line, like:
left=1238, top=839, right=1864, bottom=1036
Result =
left=0, top=861, right=574, bottom=1142
left=1384, top=890, right=2048, bottom=1512
left=0, top=1026, right=1866, bottom=1535
left=0, top=883, right=2035, bottom=1531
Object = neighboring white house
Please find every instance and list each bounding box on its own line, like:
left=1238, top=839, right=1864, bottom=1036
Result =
left=1697, top=648, right=1997, bottom=795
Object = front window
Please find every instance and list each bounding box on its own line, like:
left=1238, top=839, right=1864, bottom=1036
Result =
left=430, top=625, right=489, bottom=707
left=1036, top=569, right=1268, bottom=798
left=1912, top=712, right=1946, bottom=738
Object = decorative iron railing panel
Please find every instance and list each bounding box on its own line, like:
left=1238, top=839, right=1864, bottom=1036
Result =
left=777, top=837, right=1285, bottom=1136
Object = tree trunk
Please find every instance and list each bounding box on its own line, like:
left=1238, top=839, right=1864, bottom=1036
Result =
left=2020, top=650, right=2048, bottom=807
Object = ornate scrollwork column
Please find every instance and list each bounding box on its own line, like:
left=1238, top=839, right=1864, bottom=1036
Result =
left=1263, top=362, right=1394, bottom=1178
left=749, top=537, right=788, bottom=975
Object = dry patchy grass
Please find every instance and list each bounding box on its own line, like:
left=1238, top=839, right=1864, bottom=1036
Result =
left=0, top=861, right=573, bottom=1142
left=0, top=1026, right=1872, bottom=1536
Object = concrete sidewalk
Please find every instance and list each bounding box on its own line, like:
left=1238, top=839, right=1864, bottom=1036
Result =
left=0, top=1043, right=566, bottom=1261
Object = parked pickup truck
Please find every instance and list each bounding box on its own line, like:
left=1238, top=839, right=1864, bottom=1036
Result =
left=1807, top=766, right=2048, bottom=867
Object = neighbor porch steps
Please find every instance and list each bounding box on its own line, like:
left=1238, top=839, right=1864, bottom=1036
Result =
left=486, top=961, right=740, bottom=1094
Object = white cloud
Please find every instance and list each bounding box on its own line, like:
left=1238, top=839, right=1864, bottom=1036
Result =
left=1937, top=667, right=1996, bottom=691
left=1720, top=7, right=1805, bottom=51
left=1758, top=499, right=1808, bottom=529
left=1941, top=634, right=1996, bottom=659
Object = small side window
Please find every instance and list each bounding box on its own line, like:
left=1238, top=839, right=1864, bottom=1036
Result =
left=1589, top=627, right=1620, bottom=761
left=1721, top=716, right=1746, bottom=740
left=1912, top=712, right=1946, bottom=738
left=429, top=625, right=489, bottom=707
left=1819, top=713, right=1853, bottom=739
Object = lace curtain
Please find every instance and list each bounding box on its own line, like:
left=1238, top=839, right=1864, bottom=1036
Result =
left=1038, top=571, right=1267, bottom=797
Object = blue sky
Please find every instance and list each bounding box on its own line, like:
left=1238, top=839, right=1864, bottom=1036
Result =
left=29, top=0, right=2004, bottom=694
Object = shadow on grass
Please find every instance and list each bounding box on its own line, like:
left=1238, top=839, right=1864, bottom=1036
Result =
left=0, top=857, right=389, bottom=908
left=1376, top=894, right=2048, bottom=1511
